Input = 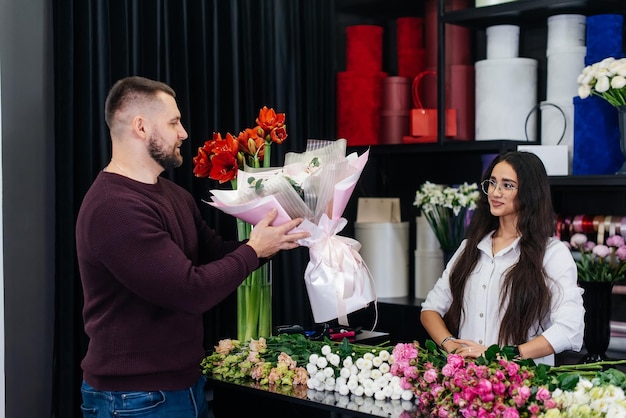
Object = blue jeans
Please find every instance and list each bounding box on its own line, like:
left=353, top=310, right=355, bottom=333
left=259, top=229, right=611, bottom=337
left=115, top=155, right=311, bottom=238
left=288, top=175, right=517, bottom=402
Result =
left=80, top=376, right=209, bottom=418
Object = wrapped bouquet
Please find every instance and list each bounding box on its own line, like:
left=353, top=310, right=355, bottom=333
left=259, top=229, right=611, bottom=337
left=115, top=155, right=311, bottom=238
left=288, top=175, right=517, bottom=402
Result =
left=207, top=138, right=376, bottom=325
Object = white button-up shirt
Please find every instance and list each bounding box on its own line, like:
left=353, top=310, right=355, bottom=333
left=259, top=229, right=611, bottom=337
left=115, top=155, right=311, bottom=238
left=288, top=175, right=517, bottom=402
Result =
left=421, top=233, right=585, bottom=365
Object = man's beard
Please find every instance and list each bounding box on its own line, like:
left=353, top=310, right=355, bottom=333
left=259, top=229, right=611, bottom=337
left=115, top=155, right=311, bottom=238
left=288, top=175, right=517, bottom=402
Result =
left=148, top=133, right=182, bottom=171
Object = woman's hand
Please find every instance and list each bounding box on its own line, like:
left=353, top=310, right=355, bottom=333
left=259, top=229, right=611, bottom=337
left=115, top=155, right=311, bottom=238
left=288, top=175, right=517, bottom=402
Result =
left=452, top=339, right=487, bottom=358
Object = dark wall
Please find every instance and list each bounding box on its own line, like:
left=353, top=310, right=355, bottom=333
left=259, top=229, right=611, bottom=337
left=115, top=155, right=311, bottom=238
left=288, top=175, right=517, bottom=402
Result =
left=0, top=0, right=55, bottom=417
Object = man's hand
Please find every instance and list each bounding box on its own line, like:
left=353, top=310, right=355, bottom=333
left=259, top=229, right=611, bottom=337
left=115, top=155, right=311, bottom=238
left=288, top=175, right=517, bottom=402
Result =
left=246, top=209, right=310, bottom=259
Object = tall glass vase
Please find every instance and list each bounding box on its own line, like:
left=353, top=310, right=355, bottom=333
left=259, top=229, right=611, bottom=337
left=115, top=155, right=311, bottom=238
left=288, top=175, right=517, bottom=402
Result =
left=616, top=105, right=626, bottom=174
left=579, top=281, right=613, bottom=363
left=236, top=219, right=272, bottom=341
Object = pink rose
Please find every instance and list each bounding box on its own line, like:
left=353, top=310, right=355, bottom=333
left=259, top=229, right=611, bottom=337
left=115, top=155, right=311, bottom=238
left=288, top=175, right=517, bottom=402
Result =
left=502, top=407, right=520, bottom=418
left=423, top=368, right=438, bottom=383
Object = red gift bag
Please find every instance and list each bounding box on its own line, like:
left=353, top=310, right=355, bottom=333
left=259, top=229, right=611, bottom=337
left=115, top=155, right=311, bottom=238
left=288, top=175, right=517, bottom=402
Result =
left=410, top=71, right=457, bottom=140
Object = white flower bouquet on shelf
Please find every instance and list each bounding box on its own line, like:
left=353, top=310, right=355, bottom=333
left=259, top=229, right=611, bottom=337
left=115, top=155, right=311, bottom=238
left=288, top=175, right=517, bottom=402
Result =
left=413, top=181, right=479, bottom=253
left=207, top=138, right=376, bottom=325
left=577, top=56, right=626, bottom=107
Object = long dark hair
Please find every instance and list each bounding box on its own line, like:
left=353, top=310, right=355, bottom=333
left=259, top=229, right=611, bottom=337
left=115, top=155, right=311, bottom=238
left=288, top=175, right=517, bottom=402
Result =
left=443, top=151, right=555, bottom=345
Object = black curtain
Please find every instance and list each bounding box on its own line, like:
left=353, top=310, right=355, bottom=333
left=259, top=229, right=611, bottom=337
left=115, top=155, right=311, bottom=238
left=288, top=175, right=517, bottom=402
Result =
left=52, top=1, right=336, bottom=417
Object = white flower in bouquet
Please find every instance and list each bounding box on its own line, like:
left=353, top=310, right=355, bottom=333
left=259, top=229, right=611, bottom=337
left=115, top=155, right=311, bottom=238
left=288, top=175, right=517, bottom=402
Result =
left=413, top=181, right=480, bottom=252
left=578, top=57, right=626, bottom=107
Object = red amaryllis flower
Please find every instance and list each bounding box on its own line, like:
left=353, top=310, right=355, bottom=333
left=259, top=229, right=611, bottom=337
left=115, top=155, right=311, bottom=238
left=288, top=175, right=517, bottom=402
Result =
left=192, top=146, right=213, bottom=178
left=209, top=151, right=238, bottom=184
left=237, top=127, right=265, bottom=163
left=270, top=125, right=288, bottom=144
left=256, top=106, right=285, bottom=132
left=193, top=106, right=287, bottom=183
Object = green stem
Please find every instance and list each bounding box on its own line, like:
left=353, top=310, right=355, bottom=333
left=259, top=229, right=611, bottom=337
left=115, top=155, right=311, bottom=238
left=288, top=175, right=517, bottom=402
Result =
left=263, top=141, right=272, bottom=168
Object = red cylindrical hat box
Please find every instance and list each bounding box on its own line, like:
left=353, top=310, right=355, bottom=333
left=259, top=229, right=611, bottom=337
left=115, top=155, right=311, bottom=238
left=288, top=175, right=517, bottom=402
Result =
left=345, top=25, right=384, bottom=73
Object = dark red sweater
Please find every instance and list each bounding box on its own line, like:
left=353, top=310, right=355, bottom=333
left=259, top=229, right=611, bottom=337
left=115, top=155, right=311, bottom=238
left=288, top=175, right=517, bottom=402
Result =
left=75, top=171, right=259, bottom=391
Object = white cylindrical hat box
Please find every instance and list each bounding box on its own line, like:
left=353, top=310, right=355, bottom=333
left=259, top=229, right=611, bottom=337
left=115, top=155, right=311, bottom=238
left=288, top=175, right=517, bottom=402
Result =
left=486, top=25, right=520, bottom=59
left=355, top=222, right=409, bottom=298
left=414, top=249, right=444, bottom=300
left=546, top=46, right=586, bottom=101
left=475, top=58, right=538, bottom=141
left=547, top=14, right=586, bottom=53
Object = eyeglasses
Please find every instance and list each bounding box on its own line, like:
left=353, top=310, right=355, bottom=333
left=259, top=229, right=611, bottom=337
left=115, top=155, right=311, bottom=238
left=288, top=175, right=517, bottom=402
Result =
left=480, top=179, right=518, bottom=196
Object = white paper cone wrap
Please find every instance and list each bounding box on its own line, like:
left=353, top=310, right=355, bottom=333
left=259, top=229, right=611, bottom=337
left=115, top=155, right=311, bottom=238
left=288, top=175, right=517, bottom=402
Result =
left=354, top=222, right=409, bottom=298
left=301, top=215, right=377, bottom=324
left=475, top=58, right=538, bottom=141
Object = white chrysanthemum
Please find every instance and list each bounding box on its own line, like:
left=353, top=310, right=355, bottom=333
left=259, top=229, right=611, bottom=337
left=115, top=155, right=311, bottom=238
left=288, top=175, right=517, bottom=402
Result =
left=358, top=369, right=372, bottom=381
left=339, top=367, right=352, bottom=379
left=335, top=376, right=347, bottom=387
left=360, top=377, right=374, bottom=389
left=314, top=371, right=326, bottom=382
left=316, top=356, right=328, bottom=369
left=375, top=377, right=390, bottom=391
left=321, top=345, right=332, bottom=356
left=378, top=350, right=391, bottom=361
left=306, top=363, right=318, bottom=375
left=308, top=353, right=319, bottom=364
left=364, top=386, right=376, bottom=397
left=370, top=369, right=382, bottom=380
left=378, top=362, right=390, bottom=374
left=374, top=389, right=387, bottom=400
left=322, top=366, right=335, bottom=378
left=337, top=383, right=350, bottom=396
left=346, top=377, right=359, bottom=391
left=327, top=353, right=341, bottom=367
left=359, top=358, right=373, bottom=371
left=351, top=385, right=365, bottom=397
left=401, top=389, right=414, bottom=401
left=372, top=356, right=383, bottom=368
left=342, top=356, right=353, bottom=368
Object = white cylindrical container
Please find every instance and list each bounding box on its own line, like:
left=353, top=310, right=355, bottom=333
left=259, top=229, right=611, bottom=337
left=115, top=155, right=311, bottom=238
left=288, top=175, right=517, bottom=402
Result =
left=547, top=14, right=586, bottom=53
left=416, top=215, right=440, bottom=251
left=414, top=249, right=444, bottom=300
left=486, top=25, right=520, bottom=59
left=546, top=45, right=586, bottom=101
left=355, top=222, right=409, bottom=298
left=475, top=58, right=538, bottom=141
left=475, top=0, right=517, bottom=7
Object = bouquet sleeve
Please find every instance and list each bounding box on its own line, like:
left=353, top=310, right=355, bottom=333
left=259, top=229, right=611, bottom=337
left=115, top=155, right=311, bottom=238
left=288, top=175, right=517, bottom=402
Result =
left=207, top=140, right=377, bottom=325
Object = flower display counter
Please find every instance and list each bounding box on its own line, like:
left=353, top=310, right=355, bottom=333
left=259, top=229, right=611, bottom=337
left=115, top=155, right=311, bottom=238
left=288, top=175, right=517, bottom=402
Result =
left=208, top=377, right=419, bottom=418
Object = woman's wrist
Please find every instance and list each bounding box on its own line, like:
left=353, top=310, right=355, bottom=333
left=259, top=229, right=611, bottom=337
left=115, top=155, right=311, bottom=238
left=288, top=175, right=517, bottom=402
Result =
left=440, top=335, right=456, bottom=350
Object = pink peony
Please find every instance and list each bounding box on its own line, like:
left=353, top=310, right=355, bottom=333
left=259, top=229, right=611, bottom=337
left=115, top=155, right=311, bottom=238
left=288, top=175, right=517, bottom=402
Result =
left=570, top=232, right=588, bottom=248
left=617, top=245, right=626, bottom=261
left=593, top=244, right=611, bottom=258
left=607, top=234, right=625, bottom=248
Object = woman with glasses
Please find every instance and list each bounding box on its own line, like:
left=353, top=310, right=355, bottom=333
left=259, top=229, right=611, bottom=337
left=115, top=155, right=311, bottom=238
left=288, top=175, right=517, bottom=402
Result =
left=420, top=151, right=584, bottom=365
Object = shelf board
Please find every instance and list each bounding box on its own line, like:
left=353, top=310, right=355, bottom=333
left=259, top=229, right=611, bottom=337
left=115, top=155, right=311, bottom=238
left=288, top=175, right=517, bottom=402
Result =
left=442, top=0, right=626, bottom=29
left=349, top=139, right=531, bottom=155
left=549, top=175, right=626, bottom=187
